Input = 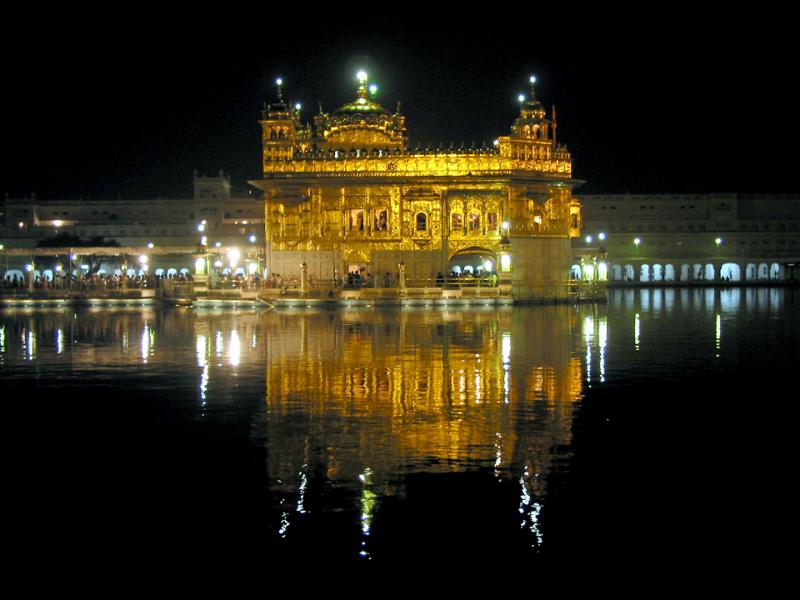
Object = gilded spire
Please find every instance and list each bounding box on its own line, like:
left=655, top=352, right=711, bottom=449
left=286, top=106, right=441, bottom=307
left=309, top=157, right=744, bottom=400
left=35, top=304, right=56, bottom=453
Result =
left=356, top=70, right=369, bottom=100
left=518, top=74, right=546, bottom=119
left=276, top=77, right=284, bottom=102
left=528, top=75, right=538, bottom=103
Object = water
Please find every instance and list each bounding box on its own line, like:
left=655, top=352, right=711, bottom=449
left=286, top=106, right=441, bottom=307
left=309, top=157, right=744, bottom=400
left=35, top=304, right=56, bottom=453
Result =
left=2, top=288, right=797, bottom=571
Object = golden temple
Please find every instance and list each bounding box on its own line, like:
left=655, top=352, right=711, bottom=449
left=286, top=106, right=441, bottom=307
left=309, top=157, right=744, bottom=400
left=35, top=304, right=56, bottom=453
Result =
left=251, top=71, right=583, bottom=302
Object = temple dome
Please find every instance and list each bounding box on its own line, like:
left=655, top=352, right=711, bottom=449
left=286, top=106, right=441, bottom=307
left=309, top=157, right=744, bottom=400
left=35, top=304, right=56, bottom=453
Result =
left=333, top=96, right=391, bottom=117
left=317, top=73, right=407, bottom=151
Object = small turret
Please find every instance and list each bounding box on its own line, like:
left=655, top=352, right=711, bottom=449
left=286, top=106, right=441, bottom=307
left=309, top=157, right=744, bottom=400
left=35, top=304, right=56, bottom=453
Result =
left=260, top=77, right=300, bottom=163
left=511, top=75, right=552, bottom=142
left=496, top=75, right=571, bottom=163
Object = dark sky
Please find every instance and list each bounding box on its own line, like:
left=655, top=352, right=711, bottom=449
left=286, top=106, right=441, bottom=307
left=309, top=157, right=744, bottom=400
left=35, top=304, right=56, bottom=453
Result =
left=1, top=12, right=793, bottom=200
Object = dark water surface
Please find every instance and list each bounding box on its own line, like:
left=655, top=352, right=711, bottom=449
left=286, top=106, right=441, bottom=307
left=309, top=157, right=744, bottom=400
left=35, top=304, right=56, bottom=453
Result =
left=2, top=288, right=796, bottom=571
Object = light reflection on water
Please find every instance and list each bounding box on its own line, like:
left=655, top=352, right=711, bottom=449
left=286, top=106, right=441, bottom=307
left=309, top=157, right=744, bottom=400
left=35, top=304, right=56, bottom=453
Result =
left=2, top=287, right=799, bottom=562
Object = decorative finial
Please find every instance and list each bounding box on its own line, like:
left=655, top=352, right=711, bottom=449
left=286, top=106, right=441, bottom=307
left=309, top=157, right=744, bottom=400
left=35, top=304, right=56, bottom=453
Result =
left=275, top=77, right=284, bottom=101
left=356, top=70, right=368, bottom=99
left=529, top=75, right=538, bottom=101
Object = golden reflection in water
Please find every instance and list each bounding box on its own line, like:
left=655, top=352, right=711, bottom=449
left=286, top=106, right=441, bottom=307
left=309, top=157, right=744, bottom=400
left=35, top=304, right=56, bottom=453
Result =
left=260, top=307, right=585, bottom=534
left=582, top=315, right=608, bottom=384
left=141, top=324, right=151, bottom=363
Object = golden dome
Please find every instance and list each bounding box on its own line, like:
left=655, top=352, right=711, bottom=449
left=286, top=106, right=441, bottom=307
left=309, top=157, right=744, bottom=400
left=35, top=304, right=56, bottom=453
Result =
left=318, top=73, right=407, bottom=151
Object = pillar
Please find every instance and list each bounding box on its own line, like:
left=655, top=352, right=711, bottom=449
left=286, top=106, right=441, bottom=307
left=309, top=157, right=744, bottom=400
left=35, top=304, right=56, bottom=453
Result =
left=300, top=260, right=308, bottom=293
left=398, top=261, right=406, bottom=294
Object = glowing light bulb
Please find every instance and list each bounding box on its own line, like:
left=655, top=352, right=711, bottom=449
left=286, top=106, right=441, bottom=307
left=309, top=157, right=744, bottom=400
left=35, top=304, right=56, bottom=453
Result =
left=295, top=103, right=302, bottom=111
left=357, top=70, right=368, bottom=83
left=276, top=77, right=283, bottom=86
left=369, top=84, right=378, bottom=95
left=530, top=75, right=536, bottom=84
left=518, top=94, right=525, bottom=103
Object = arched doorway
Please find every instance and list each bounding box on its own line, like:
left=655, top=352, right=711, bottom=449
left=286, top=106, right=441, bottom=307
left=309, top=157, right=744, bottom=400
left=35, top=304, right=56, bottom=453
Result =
left=720, top=263, right=741, bottom=281
left=770, top=263, right=781, bottom=280
left=746, top=264, right=757, bottom=281
left=664, top=264, right=676, bottom=282
left=693, top=264, right=704, bottom=280
left=652, top=264, right=663, bottom=282
left=623, top=264, right=635, bottom=282
left=449, top=247, right=497, bottom=279
left=597, top=261, right=608, bottom=282
left=704, top=264, right=715, bottom=281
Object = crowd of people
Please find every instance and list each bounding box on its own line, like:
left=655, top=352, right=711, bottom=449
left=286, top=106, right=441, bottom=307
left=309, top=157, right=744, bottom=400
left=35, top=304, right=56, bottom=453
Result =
left=2, top=271, right=193, bottom=291
left=3, top=266, right=500, bottom=292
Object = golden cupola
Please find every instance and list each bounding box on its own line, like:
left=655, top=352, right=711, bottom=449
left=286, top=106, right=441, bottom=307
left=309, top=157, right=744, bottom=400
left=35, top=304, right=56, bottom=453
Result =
left=315, top=71, right=407, bottom=153
left=499, top=76, right=571, bottom=163
left=511, top=76, right=552, bottom=142
left=260, top=77, right=312, bottom=162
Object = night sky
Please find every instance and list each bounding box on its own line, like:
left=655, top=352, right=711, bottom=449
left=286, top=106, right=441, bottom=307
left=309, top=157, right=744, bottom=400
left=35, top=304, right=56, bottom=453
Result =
left=1, top=13, right=793, bottom=200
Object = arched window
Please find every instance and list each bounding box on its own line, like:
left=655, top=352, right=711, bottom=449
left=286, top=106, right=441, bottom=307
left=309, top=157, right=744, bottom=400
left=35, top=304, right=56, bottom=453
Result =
left=451, top=212, right=462, bottom=230
left=469, top=212, right=480, bottom=232
left=416, top=212, right=427, bottom=231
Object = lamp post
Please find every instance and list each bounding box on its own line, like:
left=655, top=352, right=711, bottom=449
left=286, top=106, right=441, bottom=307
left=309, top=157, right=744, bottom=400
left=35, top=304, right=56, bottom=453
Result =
left=632, top=238, right=641, bottom=282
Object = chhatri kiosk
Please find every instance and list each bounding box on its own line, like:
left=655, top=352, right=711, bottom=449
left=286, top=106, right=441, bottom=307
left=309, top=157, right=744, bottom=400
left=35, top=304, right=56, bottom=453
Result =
left=250, top=71, right=583, bottom=302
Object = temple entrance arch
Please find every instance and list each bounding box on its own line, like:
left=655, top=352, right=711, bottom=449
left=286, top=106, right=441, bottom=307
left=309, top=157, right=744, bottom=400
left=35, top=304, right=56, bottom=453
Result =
left=344, top=249, right=369, bottom=274
left=448, top=247, right=497, bottom=277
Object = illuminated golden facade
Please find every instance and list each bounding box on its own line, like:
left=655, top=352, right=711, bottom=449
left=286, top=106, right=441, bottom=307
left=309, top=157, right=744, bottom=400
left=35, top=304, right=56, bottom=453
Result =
left=251, top=73, right=582, bottom=301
